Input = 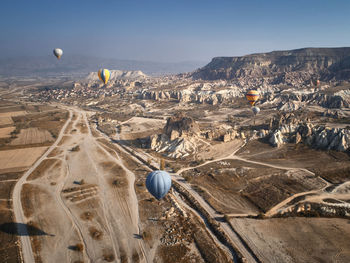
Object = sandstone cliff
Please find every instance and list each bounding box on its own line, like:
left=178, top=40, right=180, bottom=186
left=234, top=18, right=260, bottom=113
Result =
left=191, top=47, right=350, bottom=84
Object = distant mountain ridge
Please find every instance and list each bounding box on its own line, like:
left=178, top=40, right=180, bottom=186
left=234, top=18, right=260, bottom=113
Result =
left=190, top=47, right=350, bottom=83
left=0, top=55, right=205, bottom=77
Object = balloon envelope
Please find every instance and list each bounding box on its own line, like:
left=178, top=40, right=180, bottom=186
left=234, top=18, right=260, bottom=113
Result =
left=98, top=69, right=110, bottom=85
left=146, top=170, right=171, bottom=200
left=246, top=90, right=259, bottom=106
left=53, top=48, right=63, bottom=59
left=252, top=106, right=260, bottom=115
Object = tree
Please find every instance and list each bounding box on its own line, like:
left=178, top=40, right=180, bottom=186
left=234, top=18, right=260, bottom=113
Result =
left=160, top=158, right=165, bottom=170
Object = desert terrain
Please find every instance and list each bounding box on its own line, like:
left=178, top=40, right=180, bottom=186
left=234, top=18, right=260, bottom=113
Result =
left=1, top=48, right=350, bottom=263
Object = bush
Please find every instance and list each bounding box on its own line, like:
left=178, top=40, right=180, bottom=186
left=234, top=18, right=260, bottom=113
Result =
left=256, top=213, right=266, bottom=219
left=112, top=179, right=121, bottom=186
left=142, top=231, right=152, bottom=241
left=223, top=214, right=230, bottom=222
left=70, top=243, right=84, bottom=252
left=70, top=145, right=80, bottom=152
left=183, top=175, right=192, bottom=182
left=160, top=159, right=165, bottom=170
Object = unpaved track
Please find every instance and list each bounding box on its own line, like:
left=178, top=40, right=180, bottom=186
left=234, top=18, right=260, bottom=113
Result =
left=110, top=126, right=256, bottom=262
left=76, top=109, right=148, bottom=262
left=14, top=107, right=148, bottom=262
left=12, top=110, right=72, bottom=263
left=172, top=173, right=260, bottom=263
left=120, top=136, right=323, bottom=263
left=55, top=157, right=92, bottom=262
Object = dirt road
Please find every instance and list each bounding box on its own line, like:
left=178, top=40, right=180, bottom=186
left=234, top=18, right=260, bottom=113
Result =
left=12, top=110, right=72, bottom=263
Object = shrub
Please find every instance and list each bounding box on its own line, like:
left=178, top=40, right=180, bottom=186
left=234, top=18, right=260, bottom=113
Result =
left=160, top=159, right=165, bottom=170
left=70, top=145, right=80, bottom=152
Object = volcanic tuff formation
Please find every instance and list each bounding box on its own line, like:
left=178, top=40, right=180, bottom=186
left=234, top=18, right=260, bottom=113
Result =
left=267, top=113, right=350, bottom=151
left=190, top=47, right=350, bottom=83
left=149, top=113, right=200, bottom=158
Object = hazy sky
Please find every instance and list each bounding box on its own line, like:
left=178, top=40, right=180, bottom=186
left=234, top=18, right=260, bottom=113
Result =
left=1, top=0, right=349, bottom=62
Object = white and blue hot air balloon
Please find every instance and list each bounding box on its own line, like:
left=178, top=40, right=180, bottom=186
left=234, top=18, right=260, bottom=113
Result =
left=146, top=170, right=172, bottom=200
left=252, top=106, right=260, bottom=116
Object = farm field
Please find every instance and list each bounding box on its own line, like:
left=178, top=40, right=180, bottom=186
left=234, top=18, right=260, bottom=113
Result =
left=0, top=147, right=48, bottom=172
left=10, top=127, right=54, bottom=145
left=0, top=117, right=14, bottom=126
left=0, top=127, right=15, bottom=138
left=0, top=111, right=27, bottom=118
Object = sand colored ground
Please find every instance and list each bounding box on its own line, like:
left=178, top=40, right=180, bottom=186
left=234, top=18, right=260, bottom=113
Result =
left=17, top=109, right=149, bottom=263
left=0, top=111, right=27, bottom=126
left=0, top=111, right=27, bottom=118
left=0, top=147, right=47, bottom=171
left=10, top=128, right=54, bottom=145
left=229, top=217, right=350, bottom=263
left=119, top=117, right=165, bottom=138
left=0, top=117, right=14, bottom=126
left=0, top=126, right=15, bottom=138
left=122, top=117, right=165, bottom=131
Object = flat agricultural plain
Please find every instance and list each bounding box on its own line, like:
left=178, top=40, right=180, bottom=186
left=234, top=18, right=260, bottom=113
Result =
left=229, top=217, right=350, bottom=262
left=0, top=126, right=15, bottom=138
left=0, top=111, right=27, bottom=118
left=0, top=147, right=47, bottom=172
left=0, top=110, right=27, bottom=126
left=10, top=128, right=54, bottom=145
left=0, top=117, right=14, bottom=126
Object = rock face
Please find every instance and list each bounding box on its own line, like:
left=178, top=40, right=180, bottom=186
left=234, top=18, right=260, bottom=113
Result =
left=139, top=86, right=242, bottom=105
left=139, top=85, right=350, bottom=109
left=269, top=130, right=285, bottom=147
left=267, top=113, right=350, bottom=151
left=302, top=125, right=350, bottom=151
left=149, top=113, right=200, bottom=158
left=191, top=47, right=350, bottom=83
left=276, top=92, right=350, bottom=109
left=163, top=113, right=200, bottom=138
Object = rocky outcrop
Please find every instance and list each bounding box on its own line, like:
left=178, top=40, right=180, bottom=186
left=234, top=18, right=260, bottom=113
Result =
left=85, top=70, right=147, bottom=82
left=149, top=134, right=196, bottom=158
left=269, top=130, right=285, bottom=147
left=275, top=202, right=350, bottom=219
left=149, top=113, right=200, bottom=158
left=278, top=101, right=300, bottom=111
left=222, top=129, right=238, bottom=142
left=268, top=117, right=350, bottom=151
left=138, top=88, right=243, bottom=105
left=303, top=125, right=350, bottom=151
left=163, top=113, right=200, bottom=138
left=323, top=109, right=346, bottom=118
left=278, top=92, right=350, bottom=109
left=139, top=83, right=350, bottom=109
left=191, top=47, right=350, bottom=83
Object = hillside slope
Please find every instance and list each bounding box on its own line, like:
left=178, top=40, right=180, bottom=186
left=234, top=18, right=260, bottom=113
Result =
left=191, top=47, right=350, bottom=83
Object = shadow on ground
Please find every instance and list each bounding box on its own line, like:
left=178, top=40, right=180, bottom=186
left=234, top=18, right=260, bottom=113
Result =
left=0, top=222, right=54, bottom=236
left=133, top=233, right=143, bottom=239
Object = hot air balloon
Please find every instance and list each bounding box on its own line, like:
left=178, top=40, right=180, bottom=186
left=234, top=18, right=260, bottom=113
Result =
left=98, top=69, right=110, bottom=85
left=252, top=106, right=260, bottom=115
left=146, top=170, right=171, bottom=200
left=53, top=48, right=63, bottom=59
left=246, top=90, right=259, bottom=106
